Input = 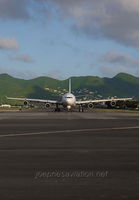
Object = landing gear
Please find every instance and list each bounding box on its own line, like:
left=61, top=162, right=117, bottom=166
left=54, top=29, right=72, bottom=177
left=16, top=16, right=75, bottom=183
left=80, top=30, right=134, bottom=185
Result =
left=122, top=104, right=127, bottom=109
left=79, top=105, right=84, bottom=112
left=55, top=104, right=60, bottom=112
left=55, top=108, right=60, bottom=112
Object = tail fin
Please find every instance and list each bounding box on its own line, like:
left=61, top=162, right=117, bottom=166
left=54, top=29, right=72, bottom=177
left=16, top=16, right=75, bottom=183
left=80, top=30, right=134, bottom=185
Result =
left=69, top=78, right=71, bottom=93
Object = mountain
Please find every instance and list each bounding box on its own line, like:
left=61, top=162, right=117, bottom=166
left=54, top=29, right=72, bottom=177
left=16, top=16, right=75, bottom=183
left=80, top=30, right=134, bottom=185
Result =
left=0, top=73, right=139, bottom=104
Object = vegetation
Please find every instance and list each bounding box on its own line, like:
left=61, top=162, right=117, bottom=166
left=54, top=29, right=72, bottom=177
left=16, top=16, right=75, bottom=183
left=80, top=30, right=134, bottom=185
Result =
left=0, top=72, right=139, bottom=105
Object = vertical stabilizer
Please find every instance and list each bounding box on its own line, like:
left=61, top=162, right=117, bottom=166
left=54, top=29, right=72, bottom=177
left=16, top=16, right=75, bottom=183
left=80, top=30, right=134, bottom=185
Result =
left=69, top=78, right=71, bottom=93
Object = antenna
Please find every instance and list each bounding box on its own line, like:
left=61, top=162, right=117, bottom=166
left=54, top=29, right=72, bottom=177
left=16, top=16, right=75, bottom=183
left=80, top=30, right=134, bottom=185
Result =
left=69, top=78, right=71, bottom=93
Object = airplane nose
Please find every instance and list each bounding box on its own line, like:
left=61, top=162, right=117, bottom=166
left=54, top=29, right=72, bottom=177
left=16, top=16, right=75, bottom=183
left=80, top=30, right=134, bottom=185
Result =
left=66, top=99, right=70, bottom=103
left=66, top=99, right=72, bottom=105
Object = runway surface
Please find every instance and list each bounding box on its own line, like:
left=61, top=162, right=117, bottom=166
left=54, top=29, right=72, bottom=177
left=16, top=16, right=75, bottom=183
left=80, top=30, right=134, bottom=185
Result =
left=0, top=110, right=139, bottom=200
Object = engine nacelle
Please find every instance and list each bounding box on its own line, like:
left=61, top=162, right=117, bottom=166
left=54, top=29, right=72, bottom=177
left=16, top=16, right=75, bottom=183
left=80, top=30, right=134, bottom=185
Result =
left=45, top=103, right=51, bottom=108
left=24, top=101, right=29, bottom=107
left=88, top=103, right=94, bottom=109
left=110, top=101, right=116, bottom=107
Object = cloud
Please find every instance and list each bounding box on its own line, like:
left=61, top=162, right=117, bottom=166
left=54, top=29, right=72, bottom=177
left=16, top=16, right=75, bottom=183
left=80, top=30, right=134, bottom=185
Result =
left=0, top=0, right=52, bottom=21
left=9, top=54, right=35, bottom=63
left=0, top=66, right=37, bottom=79
left=0, top=0, right=30, bottom=20
left=0, top=66, right=64, bottom=80
left=1, top=0, right=139, bottom=47
left=98, top=50, right=139, bottom=77
left=100, top=65, right=130, bottom=77
left=50, top=0, right=139, bottom=47
left=100, top=50, right=139, bottom=68
left=43, top=69, right=64, bottom=80
left=0, top=37, right=19, bottom=50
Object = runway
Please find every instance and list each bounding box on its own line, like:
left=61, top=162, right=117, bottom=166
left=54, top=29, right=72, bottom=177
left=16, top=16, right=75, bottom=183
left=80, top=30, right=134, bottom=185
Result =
left=0, top=111, right=139, bottom=199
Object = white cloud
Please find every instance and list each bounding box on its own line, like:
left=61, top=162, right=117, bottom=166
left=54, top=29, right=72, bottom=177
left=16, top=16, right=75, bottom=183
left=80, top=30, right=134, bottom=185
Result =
left=0, top=66, right=64, bottom=80
left=43, top=69, right=64, bottom=80
left=100, top=50, right=139, bottom=67
left=0, top=66, right=37, bottom=80
left=9, top=54, right=35, bottom=63
left=98, top=50, right=139, bottom=77
left=100, top=65, right=130, bottom=77
left=0, top=37, right=19, bottom=50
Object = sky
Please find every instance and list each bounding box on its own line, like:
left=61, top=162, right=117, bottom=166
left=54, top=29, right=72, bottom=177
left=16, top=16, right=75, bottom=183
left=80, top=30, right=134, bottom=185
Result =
left=0, top=0, right=139, bottom=80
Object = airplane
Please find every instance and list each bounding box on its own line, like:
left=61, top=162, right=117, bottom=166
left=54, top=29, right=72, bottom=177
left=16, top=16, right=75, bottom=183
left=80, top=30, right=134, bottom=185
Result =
left=6, top=78, right=133, bottom=112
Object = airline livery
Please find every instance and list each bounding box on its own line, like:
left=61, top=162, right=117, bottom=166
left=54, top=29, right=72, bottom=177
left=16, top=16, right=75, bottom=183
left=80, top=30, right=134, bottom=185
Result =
left=7, top=79, right=132, bottom=112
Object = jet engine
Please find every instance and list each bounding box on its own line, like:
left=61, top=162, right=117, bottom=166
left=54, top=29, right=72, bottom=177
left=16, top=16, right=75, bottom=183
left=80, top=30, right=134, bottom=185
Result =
left=110, top=101, right=116, bottom=107
left=88, top=103, right=94, bottom=109
left=45, top=103, right=51, bottom=108
left=24, top=101, right=29, bottom=107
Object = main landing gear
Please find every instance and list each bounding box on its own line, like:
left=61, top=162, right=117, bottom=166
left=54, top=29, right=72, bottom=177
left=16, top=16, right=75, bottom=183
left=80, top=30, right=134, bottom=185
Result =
left=55, top=104, right=61, bottom=112
left=79, top=105, right=84, bottom=112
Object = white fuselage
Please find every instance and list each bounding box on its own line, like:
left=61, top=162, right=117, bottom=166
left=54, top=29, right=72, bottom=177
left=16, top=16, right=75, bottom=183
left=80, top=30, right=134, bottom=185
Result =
left=62, top=93, right=76, bottom=109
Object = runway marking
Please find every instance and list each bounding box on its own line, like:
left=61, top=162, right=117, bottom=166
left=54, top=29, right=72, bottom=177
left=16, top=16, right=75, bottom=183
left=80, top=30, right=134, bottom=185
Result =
left=0, top=126, right=139, bottom=138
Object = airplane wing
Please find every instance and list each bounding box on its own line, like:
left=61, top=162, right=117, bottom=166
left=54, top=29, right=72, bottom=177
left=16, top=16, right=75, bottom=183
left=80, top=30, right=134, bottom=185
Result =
left=76, top=97, right=133, bottom=105
left=6, top=96, right=59, bottom=104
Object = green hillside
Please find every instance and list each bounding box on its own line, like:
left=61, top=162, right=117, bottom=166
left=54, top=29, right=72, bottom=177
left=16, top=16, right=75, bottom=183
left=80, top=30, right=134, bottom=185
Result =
left=0, top=72, right=139, bottom=104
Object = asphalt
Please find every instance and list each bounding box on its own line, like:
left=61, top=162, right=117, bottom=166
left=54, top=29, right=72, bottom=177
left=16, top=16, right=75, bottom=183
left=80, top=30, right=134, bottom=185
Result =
left=0, top=110, right=139, bottom=200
